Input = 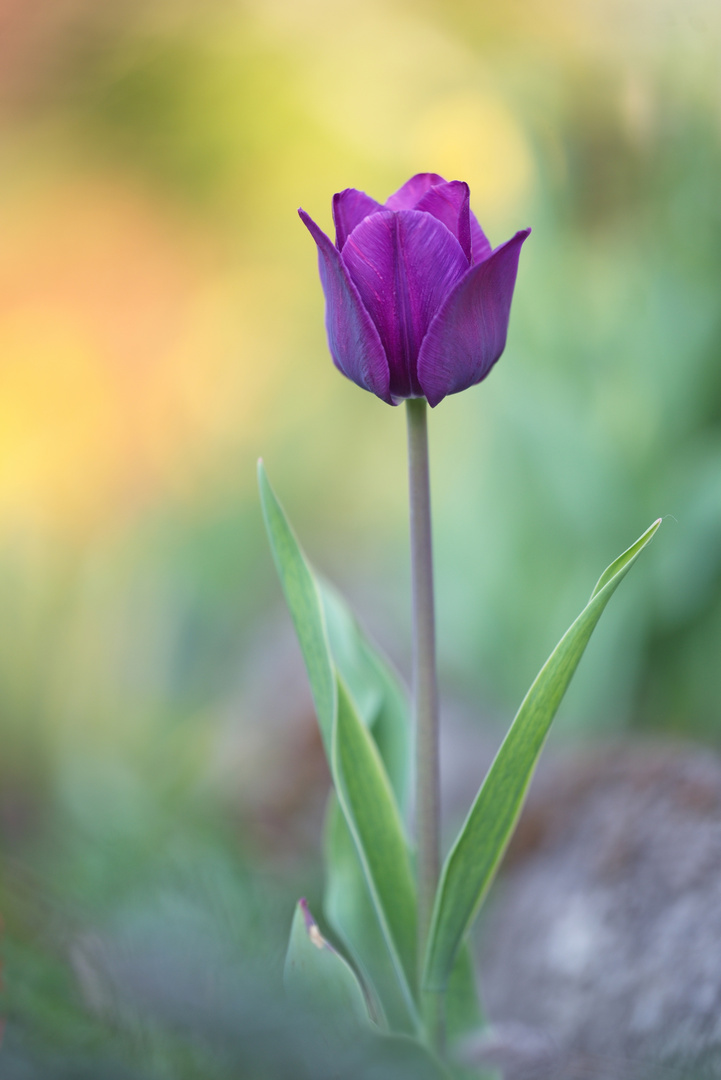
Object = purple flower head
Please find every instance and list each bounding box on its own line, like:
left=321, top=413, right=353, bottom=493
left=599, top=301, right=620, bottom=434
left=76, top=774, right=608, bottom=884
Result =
left=299, top=173, right=530, bottom=407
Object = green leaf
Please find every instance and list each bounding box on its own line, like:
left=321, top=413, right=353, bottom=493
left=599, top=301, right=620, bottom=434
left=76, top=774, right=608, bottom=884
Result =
left=324, top=795, right=417, bottom=1034
left=284, top=897, right=373, bottom=1033
left=320, top=583, right=414, bottom=1029
left=445, top=944, right=483, bottom=1045
left=285, top=900, right=450, bottom=1078
left=423, top=519, right=662, bottom=992
left=258, top=461, right=335, bottom=750
left=320, top=578, right=411, bottom=809
left=361, top=644, right=412, bottom=812
left=333, top=676, right=419, bottom=1014
left=323, top=802, right=483, bottom=1042
left=318, top=584, right=414, bottom=1028
left=321, top=580, right=383, bottom=727
left=366, top=1033, right=451, bottom=1079
left=258, top=462, right=419, bottom=1023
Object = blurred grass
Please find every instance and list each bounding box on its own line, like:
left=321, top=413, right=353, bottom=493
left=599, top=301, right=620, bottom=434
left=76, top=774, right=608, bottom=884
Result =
left=0, top=0, right=720, bottom=1071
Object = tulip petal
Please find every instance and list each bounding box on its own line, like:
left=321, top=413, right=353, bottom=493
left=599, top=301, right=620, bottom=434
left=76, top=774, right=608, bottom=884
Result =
left=332, top=188, right=383, bottom=250
left=385, top=172, right=447, bottom=211
left=417, top=228, right=531, bottom=407
left=299, top=209, right=392, bottom=404
left=469, top=212, right=492, bottom=263
left=414, top=180, right=472, bottom=263
left=342, top=209, right=468, bottom=400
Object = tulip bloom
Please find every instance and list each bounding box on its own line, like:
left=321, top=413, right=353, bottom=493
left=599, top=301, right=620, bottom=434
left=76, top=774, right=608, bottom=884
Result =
left=299, top=173, right=530, bottom=407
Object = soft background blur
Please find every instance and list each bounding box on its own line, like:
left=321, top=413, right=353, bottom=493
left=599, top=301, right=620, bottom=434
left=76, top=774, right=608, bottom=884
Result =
left=1, top=0, right=720, bottom=1074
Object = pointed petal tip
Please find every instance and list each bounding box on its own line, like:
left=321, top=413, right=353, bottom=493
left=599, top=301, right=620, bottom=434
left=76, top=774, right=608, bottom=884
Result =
left=332, top=188, right=383, bottom=249
left=298, top=207, right=323, bottom=231
left=409, top=170, right=447, bottom=185
left=332, top=187, right=359, bottom=201
left=414, top=179, right=473, bottom=261
left=300, top=205, right=391, bottom=403
left=385, top=172, right=449, bottom=210
left=298, top=208, right=335, bottom=249
left=488, top=226, right=532, bottom=259
left=417, top=222, right=531, bottom=404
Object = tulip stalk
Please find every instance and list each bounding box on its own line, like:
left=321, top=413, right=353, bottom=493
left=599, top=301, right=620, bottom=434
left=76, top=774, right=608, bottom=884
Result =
left=406, top=397, right=441, bottom=1026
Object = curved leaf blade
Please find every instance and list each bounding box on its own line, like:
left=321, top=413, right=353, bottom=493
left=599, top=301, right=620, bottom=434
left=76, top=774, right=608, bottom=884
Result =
left=259, top=462, right=419, bottom=1022
left=321, top=580, right=383, bottom=727
left=324, top=795, right=417, bottom=1033
left=423, top=519, right=662, bottom=991
left=319, top=583, right=414, bottom=1026
left=361, top=644, right=412, bottom=813
left=285, top=900, right=449, bottom=1077
left=333, top=676, right=419, bottom=1016
left=258, top=461, right=335, bottom=748
left=284, top=898, right=374, bottom=1031
left=320, top=579, right=411, bottom=808
left=368, top=1033, right=451, bottom=1079
left=445, top=943, right=483, bottom=1046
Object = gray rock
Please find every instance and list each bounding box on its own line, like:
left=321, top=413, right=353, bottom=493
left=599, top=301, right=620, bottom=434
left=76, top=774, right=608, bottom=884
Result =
left=480, top=743, right=721, bottom=1079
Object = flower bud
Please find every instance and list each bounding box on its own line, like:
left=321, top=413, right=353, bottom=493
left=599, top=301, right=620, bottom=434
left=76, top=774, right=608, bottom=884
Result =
left=300, top=173, right=530, bottom=406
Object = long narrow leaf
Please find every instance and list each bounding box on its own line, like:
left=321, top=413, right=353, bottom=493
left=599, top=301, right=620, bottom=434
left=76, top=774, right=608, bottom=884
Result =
left=258, top=462, right=335, bottom=749
left=320, top=579, right=410, bottom=808
left=424, top=519, right=661, bottom=991
left=333, top=676, right=419, bottom=1014
left=360, top=644, right=412, bottom=812
left=321, top=581, right=383, bottom=728
left=324, top=796, right=417, bottom=1033
left=258, top=462, right=418, bottom=1021
left=444, top=944, right=483, bottom=1045
left=320, top=583, right=415, bottom=1027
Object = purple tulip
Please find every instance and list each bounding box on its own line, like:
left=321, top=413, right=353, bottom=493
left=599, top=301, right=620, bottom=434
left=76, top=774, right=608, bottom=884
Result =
left=299, top=173, right=530, bottom=407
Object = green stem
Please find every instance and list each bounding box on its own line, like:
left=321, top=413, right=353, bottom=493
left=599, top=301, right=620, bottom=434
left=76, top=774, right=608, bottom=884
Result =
left=405, top=397, right=441, bottom=1041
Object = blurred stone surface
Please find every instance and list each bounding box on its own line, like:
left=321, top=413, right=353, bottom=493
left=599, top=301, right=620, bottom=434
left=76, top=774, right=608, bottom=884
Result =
left=479, top=743, right=721, bottom=1079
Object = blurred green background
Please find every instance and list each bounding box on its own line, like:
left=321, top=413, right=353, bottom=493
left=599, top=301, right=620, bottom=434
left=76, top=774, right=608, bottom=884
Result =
left=1, top=0, right=720, bottom=1074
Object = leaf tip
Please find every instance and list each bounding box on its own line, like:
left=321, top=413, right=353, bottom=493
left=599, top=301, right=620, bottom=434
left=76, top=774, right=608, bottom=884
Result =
left=257, top=459, right=274, bottom=507
left=298, top=898, right=330, bottom=951
left=298, top=896, right=313, bottom=928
